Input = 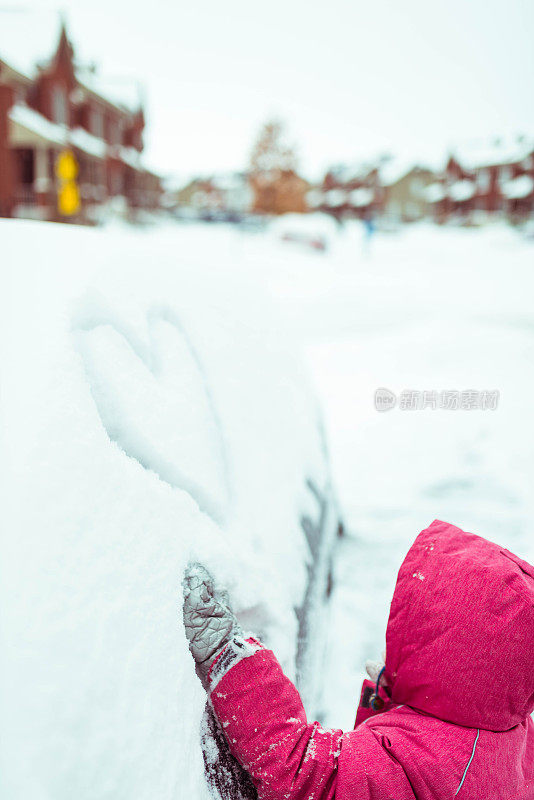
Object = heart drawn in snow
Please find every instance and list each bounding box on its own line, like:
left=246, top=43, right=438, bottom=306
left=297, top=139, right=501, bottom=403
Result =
left=73, top=306, right=230, bottom=525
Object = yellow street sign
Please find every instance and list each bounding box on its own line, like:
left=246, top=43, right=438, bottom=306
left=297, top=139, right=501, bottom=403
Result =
left=56, top=149, right=80, bottom=216
left=55, top=149, right=79, bottom=182
left=58, top=180, right=81, bottom=216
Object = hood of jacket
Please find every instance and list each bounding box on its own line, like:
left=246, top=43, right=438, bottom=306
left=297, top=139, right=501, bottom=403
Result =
left=385, top=519, right=534, bottom=731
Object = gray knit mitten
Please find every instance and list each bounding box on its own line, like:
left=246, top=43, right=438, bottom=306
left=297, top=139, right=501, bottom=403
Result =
left=183, top=563, right=241, bottom=678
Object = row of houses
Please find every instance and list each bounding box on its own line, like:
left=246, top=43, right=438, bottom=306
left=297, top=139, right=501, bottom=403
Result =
left=0, top=17, right=162, bottom=224
left=309, top=139, right=534, bottom=224
left=174, top=138, right=534, bottom=226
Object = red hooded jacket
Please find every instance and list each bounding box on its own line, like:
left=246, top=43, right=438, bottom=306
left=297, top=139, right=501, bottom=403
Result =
left=209, top=520, right=534, bottom=799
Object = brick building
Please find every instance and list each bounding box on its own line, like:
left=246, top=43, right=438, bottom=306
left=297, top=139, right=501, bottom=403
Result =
left=425, top=138, right=534, bottom=223
left=309, top=161, right=384, bottom=220
left=0, top=17, right=161, bottom=222
left=312, top=140, right=533, bottom=226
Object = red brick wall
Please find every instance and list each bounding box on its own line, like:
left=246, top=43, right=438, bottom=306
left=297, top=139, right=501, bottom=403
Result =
left=0, top=83, right=15, bottom=217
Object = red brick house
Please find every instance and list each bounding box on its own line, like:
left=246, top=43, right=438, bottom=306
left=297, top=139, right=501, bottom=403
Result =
left=309, top=161, right=384, bottom=220
left=425, top=138, right=534, bottom=223
left=0, top=17, right=161, bottom=222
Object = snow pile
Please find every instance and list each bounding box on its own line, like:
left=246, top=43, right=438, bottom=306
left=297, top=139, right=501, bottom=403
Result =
left=1, top=219, right=332, bottom=799
left=3, top=216, right=533, bottom=793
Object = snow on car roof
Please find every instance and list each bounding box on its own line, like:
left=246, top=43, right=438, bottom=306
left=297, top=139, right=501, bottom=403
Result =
left=2, top=217, right=333, bottom=797
left=271, top=212, right=339, bottom=238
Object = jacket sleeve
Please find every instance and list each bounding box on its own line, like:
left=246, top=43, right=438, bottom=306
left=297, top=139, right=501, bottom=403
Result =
left=208, top=638, right=342, bottom=800
left=208, top=638, right=417, bottom=800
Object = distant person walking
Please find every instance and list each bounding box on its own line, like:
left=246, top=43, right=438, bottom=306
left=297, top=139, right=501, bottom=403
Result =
left=362, top=208, right=376, bottom=255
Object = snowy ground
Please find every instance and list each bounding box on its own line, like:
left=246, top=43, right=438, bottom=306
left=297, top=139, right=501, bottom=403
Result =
left=135, top=218, right=534, bottom=729
left=2, top=216, right=534, bottom=794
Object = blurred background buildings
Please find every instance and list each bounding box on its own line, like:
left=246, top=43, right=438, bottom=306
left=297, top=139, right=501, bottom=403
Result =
left=0, top=18, right=162, bottom=223
left=0, top=10, right=532, bottom=227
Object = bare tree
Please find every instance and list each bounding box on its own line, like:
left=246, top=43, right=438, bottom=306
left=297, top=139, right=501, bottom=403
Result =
left=249, top=120, right=307, bottom=215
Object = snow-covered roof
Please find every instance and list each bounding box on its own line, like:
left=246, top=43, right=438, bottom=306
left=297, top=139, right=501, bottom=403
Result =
left=424, top=183, right=446, bottom=203
left=120, top=147, right=142, bottom=169
left=306, top=189, right=323, bottom=208
left=451, top=137, right=534, bottom=170
left=324, top=189, right=347, bottom=207
left=379, top=158, right=417, bottom=187
left=69, top=126, right=107, bottom=159
left=9, top=104, right=67, bottom=147
left=449, top=180, right=476, bottom=202
left=210, top=173, right=248, bottom=191
left=328, top=162, right=377, bottom=184
left=348, top=187, right=374, bottom=207
left=502, top=174, right=534, bottom=200
left=9, top=103, right=144, bottom=168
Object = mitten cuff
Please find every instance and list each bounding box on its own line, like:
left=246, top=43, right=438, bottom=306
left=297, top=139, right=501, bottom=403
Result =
left=207, top=635, right=264, bottom=690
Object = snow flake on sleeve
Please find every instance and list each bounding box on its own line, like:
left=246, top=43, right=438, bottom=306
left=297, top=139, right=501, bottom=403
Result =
left=303, top=732, right=317, bottom=762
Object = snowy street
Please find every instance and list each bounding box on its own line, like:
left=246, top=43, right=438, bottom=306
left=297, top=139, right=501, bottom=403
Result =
left=2, top=217, right=534, bottom=796
left=254, top=221, right=534, bottom=729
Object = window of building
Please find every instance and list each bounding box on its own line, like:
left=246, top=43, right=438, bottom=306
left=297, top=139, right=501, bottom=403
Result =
left=91, top=107, right=105, bottom=139
left=477, top=169, right=490, bottom=191
left=15, top=148, right=35, bottom=185
left=52, top=85, right=68, bottom=125
left=108, top=117, right=122, bottom=146
left=410, top=178, right=423, bottom=197
left=15, top=86, right=27, bottom=105
left=500, top=166, right=511, bottom=183
left=116, top=118, right=124, bottom=146
left=111, top=169, right=123, bottom=195
left=48, top=148, right=57, bottom=179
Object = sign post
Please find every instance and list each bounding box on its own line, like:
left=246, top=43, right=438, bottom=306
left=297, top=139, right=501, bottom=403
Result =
left=55, top=149, right=81, bottom=217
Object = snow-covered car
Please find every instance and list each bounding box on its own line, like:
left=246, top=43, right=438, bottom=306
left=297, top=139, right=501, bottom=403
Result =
left=2, top=219, right=342, bottom=799
left=270, top=212, right=340, bottom=252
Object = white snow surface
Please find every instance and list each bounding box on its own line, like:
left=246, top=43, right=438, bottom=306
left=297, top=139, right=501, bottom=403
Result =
left=270, top=212, right=340, bottom=244
left=1, top=219, right=329, bottom=799
left=2, top=216, right=534, bottom=794
left=502, top=174, right=534, bottom=199
left=449, top=179, right=476, bottom=202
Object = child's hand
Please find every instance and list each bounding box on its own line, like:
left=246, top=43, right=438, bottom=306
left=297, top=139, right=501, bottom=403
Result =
left=365, top=651, right=387, bottom=687
left=182, top=563, right=241, bottom=674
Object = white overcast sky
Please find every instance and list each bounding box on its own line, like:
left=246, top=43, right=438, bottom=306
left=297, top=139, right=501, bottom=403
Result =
left=5, top=0, right=534, bottom=181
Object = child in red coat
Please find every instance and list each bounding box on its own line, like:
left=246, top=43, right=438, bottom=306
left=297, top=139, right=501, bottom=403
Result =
left=183, top=520, right=534, bottom=799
